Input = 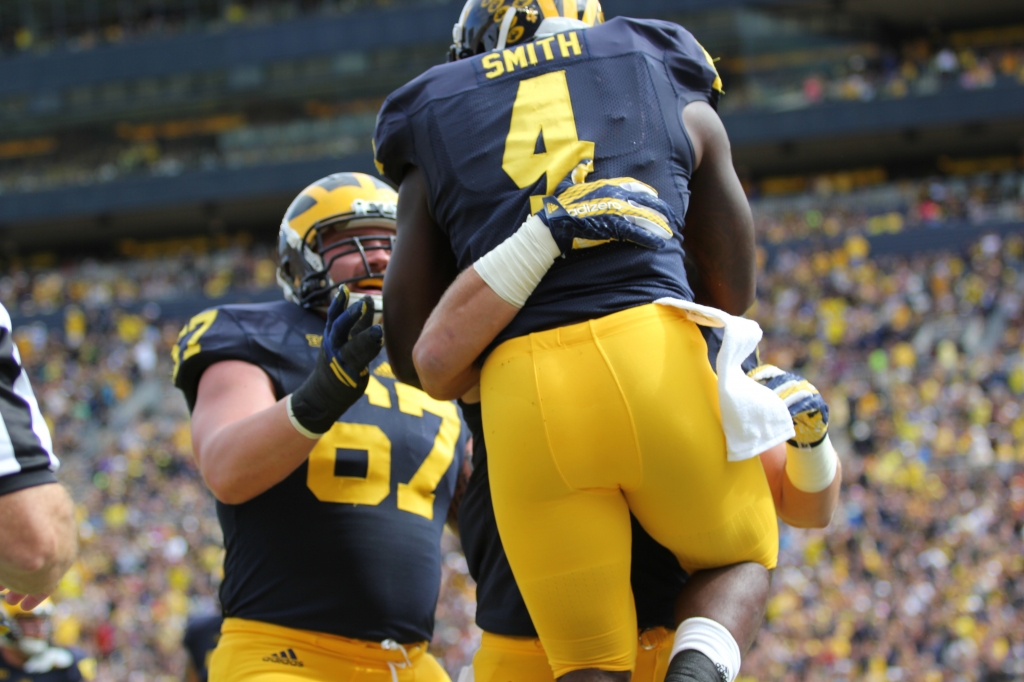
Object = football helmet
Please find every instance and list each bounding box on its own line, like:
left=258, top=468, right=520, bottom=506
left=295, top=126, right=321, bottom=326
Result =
left=1, top=599, right=54, bottom=656
left=278, top=172, right=397, bottom=311
left=450, top=0, right=604, bottom=61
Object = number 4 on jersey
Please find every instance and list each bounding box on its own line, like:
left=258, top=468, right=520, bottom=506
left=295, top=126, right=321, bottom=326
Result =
left=502, top=70, right=595, bottom=214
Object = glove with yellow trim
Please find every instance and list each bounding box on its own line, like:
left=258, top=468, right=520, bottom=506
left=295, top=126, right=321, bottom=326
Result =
left=747, top=365, right=829, bottom=447
left=288, top=287, right=383, bottom=437
left=538, top=160, right=676, bottom=253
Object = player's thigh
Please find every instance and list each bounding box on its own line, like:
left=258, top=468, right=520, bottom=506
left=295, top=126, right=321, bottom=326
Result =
left=600, top=312, right=778, bottom=571
left=481, top=337, right=637, bottom=675
left=471, top=634, right=555, bottom=682
left=209, top=632, right=344, bottom=681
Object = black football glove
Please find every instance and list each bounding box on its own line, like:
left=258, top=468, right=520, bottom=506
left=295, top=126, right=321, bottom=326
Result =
left=289, top=287, right=384, bottom=435
left=537, top=160, right=677, bottom=254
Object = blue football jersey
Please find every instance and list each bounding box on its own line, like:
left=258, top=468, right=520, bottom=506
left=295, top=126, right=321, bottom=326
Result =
left=173, top=300, right=468, bottom=643
left=375, top=17, right=722, bottom=347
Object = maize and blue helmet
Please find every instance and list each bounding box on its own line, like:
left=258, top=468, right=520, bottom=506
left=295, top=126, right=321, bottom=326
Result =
left=449, top=0, right=604, bottom=62
left=277, top=172, right=397, bottom=311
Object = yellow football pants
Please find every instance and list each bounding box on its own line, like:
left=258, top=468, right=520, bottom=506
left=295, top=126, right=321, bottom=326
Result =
left=481, top=303, right=778, bottom=677
left=209, top=618, right=451, bottom=681
left=471, top=629, right=673, bottom=682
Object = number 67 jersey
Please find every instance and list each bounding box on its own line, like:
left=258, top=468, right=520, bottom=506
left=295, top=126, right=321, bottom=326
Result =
left=173, top=299, right=468, bottom=643
left=374, top=17, right=722, bottom=346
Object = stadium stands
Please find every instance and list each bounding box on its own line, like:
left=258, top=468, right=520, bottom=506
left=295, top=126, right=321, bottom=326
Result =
left=3, top=213, right=1021, bottom=678
left=3, top=0, right=1024, bottom=679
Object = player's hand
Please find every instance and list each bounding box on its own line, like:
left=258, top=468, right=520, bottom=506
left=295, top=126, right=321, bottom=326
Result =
left=747, top=365, right=829, bottom=447
left=0, top=587, right=47, bottom=611
left=288, top=287, right=384, bottom=436
left=537, top=160, right=676, bottom=253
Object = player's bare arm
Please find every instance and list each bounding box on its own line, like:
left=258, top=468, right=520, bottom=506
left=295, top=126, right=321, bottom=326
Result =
left=681, top=101, right=756, bottom=315
left=383, top=167, right=460, bottom=388
left=758, top=443, right=841, bottom=528
left=414, top=267, right=517, bottom=400
left=190, top=360, right=317, bottom=505
left=189, top=291, right=381, bottom=505
left=0, top=483, right=76, bottom=602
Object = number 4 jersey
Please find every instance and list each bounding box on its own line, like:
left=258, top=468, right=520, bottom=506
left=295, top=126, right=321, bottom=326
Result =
left=374, top=17, right=722, bottom=346
left=173, top=299, right=468, bottom=643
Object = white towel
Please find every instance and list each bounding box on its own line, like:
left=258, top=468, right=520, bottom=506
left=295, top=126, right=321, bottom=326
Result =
left=654, top=298, right=794, bottom=462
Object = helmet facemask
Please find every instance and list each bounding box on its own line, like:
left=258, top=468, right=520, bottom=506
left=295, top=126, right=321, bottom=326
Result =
left=277, top=173, right=398, bottom=313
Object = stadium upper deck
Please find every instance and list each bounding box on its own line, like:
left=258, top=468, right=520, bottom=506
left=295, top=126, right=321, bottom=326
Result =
left=0, top=0, right=1023, bottom=249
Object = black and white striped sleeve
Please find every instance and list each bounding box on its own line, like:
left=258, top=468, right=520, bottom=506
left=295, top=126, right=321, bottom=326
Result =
left=0, top=303, right=58, bottom=497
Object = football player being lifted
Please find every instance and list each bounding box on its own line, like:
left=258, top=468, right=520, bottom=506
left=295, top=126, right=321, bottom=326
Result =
left=376, top=2, right=839, bottom=681
left=426, top=164, right=841, bottom=682
left=173, top=172, right=468, bottom=681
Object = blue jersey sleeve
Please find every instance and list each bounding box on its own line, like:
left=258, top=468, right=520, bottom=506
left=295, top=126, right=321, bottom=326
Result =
left=172, top=307, right=251, bottom=411
left=620, top=18, right=724, bottom=109
left=373, top=100, right=416, bottom=186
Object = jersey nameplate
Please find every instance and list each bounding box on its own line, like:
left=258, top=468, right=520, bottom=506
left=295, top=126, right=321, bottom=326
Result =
left=475, top=31, right=588, bottom=82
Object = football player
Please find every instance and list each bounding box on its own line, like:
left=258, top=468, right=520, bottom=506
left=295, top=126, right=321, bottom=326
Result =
left=442, top=186, right=838, bottom=681
left=0, top=304, right=76, bottom=610
left=456, top=330, right=841, bottom=682
left=173, top=172, right=468, bottom=681
left=375, top=3, right=829, bottom=680
left=0, top=599, right=96, bottom=680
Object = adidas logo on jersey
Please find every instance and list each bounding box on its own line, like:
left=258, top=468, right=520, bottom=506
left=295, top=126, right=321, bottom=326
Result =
left=568, top=201, right=624, bottom=217
left=263, top=649, right=304, bottom=667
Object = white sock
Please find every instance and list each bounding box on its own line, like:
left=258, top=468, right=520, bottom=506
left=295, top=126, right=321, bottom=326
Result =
left=672, top=617, right=741, bottom=682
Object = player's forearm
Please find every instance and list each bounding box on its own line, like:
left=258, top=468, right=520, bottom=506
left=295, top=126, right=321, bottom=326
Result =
left=0, top=483, right=77, bottom=596
left=414, top=266, right=519, bottom=401
left=194, top=399, right=317, bottom=505
left=775, top=458, right=842, bottom=529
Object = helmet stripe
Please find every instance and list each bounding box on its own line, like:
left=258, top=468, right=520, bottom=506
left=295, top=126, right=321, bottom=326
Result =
left=537, top=0, right=559, bottom=19
left=562, top=0, right=578, bottom=19
left=459, top=0, right=472, bottom=25
left=581, top=0, right=600, bottom=25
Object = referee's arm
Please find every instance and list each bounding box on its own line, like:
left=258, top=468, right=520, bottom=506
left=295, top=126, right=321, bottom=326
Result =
left=0, top=305, right=76, bottom=603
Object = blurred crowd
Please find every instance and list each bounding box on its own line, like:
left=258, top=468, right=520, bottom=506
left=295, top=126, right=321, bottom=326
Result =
left=751, top=166, right=1024, bottom=243
left=0, top=0, right=457, bottom=55
left=3, top=226, right=1024, bottom=679
left=0, top=111, right=379, bottom=198
left=741, top=231, right=1024, bottom=680
left=2, top=235, right=277, bottom=318
left=720, top=36, right=1024, bottom=114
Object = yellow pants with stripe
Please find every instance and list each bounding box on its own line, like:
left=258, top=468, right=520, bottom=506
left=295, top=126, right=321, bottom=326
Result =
left=481, top=303, right=778, bottom=677
left=209, top=618, right=451, bottom=681
left=471, top=629, right=673, bottom=682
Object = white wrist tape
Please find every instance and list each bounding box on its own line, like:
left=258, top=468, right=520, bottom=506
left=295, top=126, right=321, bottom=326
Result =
left=473, top=214, right=561, bottom=308
left=672, top=617, right=741, bottom=682
left=286, top=394, right=325, bottom=440
left=785, top=434, right=838, bottom=493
